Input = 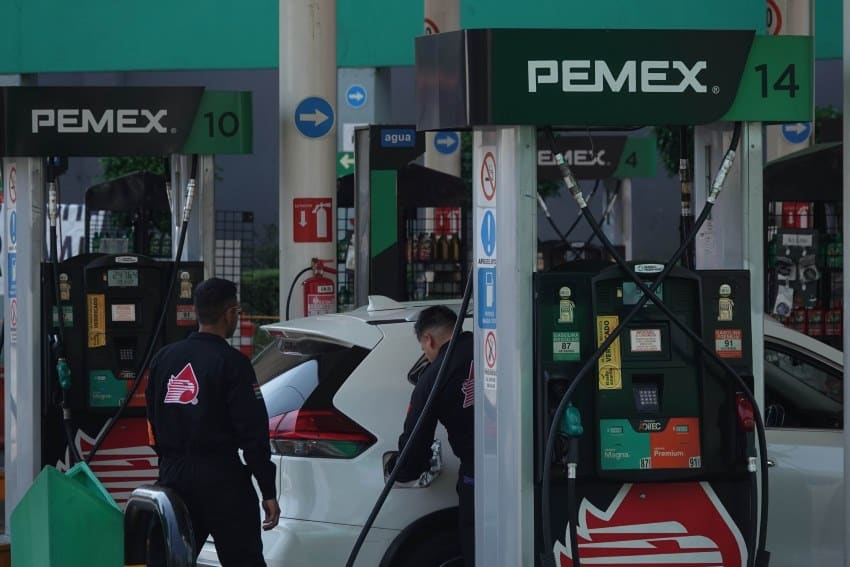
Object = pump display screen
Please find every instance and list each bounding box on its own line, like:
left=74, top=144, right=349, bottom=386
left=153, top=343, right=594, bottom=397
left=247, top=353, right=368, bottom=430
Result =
left=622, top=282, right=663, bottom=305
left=107, top=269, right=139, bottom=287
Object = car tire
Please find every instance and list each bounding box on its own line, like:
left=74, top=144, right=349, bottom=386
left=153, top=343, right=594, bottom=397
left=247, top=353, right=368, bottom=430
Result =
left=393, top=528, right=463, bottom=567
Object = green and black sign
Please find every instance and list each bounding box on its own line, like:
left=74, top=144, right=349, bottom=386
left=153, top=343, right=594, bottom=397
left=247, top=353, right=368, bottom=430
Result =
left=416, top=29, right=812, bottom=128
left=0, top=87, right=252, bottom=156
left=538, top=134, right=656, bottom=180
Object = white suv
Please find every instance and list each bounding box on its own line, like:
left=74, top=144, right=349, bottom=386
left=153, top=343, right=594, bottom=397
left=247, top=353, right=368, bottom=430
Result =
left=198, top=297, right=468, bottom=567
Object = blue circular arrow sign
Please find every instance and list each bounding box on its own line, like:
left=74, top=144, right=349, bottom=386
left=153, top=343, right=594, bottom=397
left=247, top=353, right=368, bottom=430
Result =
left=345, top=85, right=367, bottom=109
left=434, top=131, right=459, bottom=155
left=781, top=122, right=811, bottom=145
left=294, top=97, right=335, bottom=138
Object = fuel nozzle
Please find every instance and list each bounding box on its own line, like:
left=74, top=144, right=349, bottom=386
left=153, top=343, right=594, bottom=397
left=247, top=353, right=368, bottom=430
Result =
left=558, top=404, right=583, bottom=480
left=56, top=357, right=72, bottom=391
left=559, top=404, right=584, bottom=438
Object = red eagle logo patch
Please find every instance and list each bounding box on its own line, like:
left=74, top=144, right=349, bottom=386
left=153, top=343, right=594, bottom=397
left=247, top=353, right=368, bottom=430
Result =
left=164, top=363, right=200, bottom=405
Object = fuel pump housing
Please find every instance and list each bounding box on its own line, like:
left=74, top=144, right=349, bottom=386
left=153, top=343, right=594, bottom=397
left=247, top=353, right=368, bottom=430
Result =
left=534, top=262, right=755, bottom=566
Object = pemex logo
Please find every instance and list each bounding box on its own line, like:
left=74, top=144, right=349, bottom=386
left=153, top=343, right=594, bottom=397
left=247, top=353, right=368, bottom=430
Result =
left=554, top=482, right=747, bottom=567
left=164, top=362, right=200, bottom=405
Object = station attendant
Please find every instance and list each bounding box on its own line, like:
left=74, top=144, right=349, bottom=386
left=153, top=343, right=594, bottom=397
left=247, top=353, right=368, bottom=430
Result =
left=146, top=277, right=280, bottom=566
left=394, top=305, right=476, bottom=566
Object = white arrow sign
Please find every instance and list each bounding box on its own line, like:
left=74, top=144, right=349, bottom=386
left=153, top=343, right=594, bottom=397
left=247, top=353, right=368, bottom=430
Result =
left=436, top=137, right=457, bottom=149
left=339, top=153, right=355, bottom=170
left=784, top=122, right=807, bottom=134
left=348, top=91, right=365, bottom=102
left=299, top=210, right=308, bottom=227
left=298, top=108, right=329, bottom=126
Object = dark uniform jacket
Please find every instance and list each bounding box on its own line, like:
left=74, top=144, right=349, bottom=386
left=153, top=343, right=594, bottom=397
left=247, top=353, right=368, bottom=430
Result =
left=396, top=331, right=475, bottom=482
left=146, top=332, right=276, bottom=500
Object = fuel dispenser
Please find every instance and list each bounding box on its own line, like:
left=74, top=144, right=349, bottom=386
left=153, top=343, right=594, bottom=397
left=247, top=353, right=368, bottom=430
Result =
left=41, top=253, right=203, bottom=473
left=534, top=264, right=758, bottom=565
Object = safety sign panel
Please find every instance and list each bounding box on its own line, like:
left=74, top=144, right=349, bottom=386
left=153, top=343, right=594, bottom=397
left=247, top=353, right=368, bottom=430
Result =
left=6, top=251, right=18, bottom=297
left=7, top=166, right=15, bottom=204
left=337, top=152, right=355, bottom=176
left=345, top=85, right=367, bottom=109
left=434, top=207, right=461, bottom=236
left=477, top=210, right=496, bottom=261
left=483, top=330, right=497, bottom=391
left=781, top=122, right=811, bottom=144
left=433, top=131, right=459, bottom=154
left=7, top=252, right=15, bottom=298
left=292, top=197, right=333, bottom=243
left=480, top=151, right=496, bottom=202
left=294, top=96, right=335, bottom=139
left=477, top=267, right=496, bottom=329
left=8, top=210, right=16, bottom=248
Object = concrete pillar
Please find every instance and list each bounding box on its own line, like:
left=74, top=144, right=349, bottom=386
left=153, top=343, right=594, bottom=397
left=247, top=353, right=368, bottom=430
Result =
left=279, top=0, right=338, bottom=319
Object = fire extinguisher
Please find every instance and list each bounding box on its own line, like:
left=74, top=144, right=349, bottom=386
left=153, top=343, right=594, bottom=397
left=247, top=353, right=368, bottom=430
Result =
left=303, top=259, right=337, bottom=317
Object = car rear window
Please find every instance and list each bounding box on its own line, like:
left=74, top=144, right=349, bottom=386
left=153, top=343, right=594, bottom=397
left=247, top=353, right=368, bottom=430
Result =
left=252, top=333, right=371, bottom=416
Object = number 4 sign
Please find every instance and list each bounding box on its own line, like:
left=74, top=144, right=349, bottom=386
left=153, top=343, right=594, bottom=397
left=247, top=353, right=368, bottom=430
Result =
left=293, top=198, right=333, bottom=243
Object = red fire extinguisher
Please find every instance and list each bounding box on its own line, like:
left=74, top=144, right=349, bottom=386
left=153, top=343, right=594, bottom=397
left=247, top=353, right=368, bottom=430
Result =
left=303, top=259, right=337, bottom=317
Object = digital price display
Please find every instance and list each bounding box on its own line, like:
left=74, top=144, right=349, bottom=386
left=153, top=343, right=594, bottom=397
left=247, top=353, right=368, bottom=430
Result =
left=107, top=269, right=139, bottom=288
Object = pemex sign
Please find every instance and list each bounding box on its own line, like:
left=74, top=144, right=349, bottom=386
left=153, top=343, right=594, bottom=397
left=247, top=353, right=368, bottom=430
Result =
left=0, top=87, right=253, bottom=156
left=416, top=29, right=812, bottom=128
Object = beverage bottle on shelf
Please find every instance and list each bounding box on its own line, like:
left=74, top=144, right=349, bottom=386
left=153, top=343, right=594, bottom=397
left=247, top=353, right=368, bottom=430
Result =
left=437, top=234, right=449, bottom=262
left=450, top=233, right=461, bottom=262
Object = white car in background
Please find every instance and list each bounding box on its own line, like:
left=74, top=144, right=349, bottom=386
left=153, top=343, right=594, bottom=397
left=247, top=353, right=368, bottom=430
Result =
left=197, top=299, right=844, bottom=566
left=199, top=297, right=469, bottom=567
left=763, top=315, right=843, bottom=566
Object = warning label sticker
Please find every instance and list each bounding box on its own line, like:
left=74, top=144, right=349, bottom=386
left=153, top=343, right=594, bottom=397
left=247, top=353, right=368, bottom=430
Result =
left=87, top=294, right=107, bottom=348
left=553, top=331, right=580, bottom=361
left=597, top=315, right=622, bottom=390
left=715, top=328, right=743, bottom=359
left=176, top=304, right=197, bottom=327
left=630, top=328, right=662, bottom=352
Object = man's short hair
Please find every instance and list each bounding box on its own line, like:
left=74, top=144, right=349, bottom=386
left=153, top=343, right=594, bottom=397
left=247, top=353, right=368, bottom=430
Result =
left=414, top=305, right=457, bottom=340
left=194, top=277, right=238, bottom=325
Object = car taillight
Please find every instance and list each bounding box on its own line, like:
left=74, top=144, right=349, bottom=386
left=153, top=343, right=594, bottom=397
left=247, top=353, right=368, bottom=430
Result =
left=268, top=409, right=376, bottom=459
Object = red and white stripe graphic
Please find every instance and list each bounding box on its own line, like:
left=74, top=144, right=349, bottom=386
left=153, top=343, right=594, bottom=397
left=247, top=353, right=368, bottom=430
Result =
left=554, top=482, right=747, bottom=567
left=57, top=418, right=158, bottom=506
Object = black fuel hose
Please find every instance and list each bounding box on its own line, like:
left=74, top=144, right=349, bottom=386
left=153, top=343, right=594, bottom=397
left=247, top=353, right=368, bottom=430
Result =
left=85, top=155, right=199, bottom=465
left=45, top=160, right=82, bottom=465
left=284, top=267, right=313, bottom=321
left=541, top=124, right=767, bottom=567
left=678, top=125, right=695, bottom=269
left=346, top=267, right=474, bottom=567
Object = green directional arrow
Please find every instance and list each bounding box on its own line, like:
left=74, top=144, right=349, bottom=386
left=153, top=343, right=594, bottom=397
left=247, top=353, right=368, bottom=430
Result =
left=337, top=152, right=355, bottom=177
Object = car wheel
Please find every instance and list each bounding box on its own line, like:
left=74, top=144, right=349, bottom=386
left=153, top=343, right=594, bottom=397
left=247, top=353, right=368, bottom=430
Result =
left=394, top=528, right=463, bottom=567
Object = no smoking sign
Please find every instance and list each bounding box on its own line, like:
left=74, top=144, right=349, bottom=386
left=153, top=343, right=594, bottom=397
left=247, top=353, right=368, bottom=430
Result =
left=484, top=331, right=497, bottom=369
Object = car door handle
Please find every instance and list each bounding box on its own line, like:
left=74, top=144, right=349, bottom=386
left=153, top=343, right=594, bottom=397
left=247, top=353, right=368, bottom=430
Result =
left=767, top=458, right=776, bottom=468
